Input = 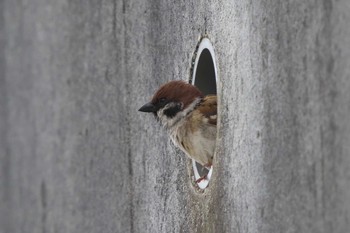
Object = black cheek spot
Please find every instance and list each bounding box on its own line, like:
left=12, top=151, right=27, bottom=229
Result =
left=163, top=104, right=181, bottom=118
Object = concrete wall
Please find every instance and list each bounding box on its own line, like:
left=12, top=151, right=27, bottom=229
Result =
left=1, top=0, right=350, bottom=232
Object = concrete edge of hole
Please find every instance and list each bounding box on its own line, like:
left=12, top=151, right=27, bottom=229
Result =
left=190, top=37, right=218, bottom=190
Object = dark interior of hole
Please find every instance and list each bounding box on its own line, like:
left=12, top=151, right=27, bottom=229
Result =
left=194, top=49, right=217, bottom=96
left=193, top=48, right=217, bottom=178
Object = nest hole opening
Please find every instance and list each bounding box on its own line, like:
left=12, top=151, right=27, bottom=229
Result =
left=190, top=38, right=218, bottom=190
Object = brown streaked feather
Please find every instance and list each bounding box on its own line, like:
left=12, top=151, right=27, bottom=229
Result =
left=197, top=95, right=217, bottom=125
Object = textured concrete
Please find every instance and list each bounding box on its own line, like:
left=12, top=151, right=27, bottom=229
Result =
left=1, top=0, right=350, bottom=233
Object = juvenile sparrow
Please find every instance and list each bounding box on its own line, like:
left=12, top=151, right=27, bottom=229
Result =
left=139, top=80, right=217, bottom=181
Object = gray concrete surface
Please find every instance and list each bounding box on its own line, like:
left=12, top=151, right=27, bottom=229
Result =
left=1, top=0, right=350, bottom=232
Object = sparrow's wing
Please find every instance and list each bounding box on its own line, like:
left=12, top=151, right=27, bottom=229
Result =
left=197, top=95, right=217, bottom=125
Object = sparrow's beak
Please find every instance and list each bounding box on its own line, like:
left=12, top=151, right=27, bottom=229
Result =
left=138, top=102, right=157, bottom=113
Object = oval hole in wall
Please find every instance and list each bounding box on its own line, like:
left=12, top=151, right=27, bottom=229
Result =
left=190, top=38, right=218, bottom=190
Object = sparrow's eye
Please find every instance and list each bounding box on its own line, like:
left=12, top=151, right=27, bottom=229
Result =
left=156, top=97, right=168, bottom=108
left=159, top=98, right=167, bottom=103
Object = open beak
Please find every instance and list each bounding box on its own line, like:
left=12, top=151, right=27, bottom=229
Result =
left=138, top=102, right=157, bottom=113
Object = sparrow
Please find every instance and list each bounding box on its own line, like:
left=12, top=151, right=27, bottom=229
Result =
left=139, top=80, right=217, bottom=182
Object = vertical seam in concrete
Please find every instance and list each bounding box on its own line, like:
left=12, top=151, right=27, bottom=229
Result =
left=120, top=0, right=134, bottom=232
left=112, top=0, right=117, bottom=41
left=40, top=181, right=47, bottom=233
left=0, top=1, right=11, bottom=231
